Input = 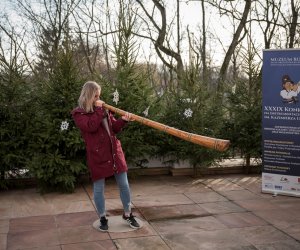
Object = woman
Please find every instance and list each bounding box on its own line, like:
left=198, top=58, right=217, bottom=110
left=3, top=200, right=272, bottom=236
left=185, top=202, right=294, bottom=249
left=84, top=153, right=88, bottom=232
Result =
left=71, top=81, right=140, bottom=232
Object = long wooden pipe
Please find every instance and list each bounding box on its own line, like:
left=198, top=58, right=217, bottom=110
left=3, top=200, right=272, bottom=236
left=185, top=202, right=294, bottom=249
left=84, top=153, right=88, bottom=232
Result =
left=103, top=103, right=230, bottom=152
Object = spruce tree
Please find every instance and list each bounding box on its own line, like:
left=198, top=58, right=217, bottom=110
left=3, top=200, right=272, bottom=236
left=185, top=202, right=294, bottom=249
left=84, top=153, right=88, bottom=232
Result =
left=0, top=55, right=31, bottom=188
left=27, top=43, right=87, bottom=192
left=224, top=48, right=262, bottom=173
left=99, top=3, right=162, bottom=167
left=158, top=69, right=225, bottom=171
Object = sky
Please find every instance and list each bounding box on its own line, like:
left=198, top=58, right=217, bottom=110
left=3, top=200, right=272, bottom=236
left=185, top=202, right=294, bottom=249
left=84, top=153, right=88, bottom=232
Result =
left=141, top=1, right=240, bottom=66
left=1, top=0, right=263, bottom=68
left=134, top=0, right=234, bottom=66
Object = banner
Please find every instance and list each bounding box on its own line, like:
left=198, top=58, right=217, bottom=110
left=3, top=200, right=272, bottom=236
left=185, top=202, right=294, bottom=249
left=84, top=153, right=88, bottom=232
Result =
left=262, top=49, right=300, bottom=197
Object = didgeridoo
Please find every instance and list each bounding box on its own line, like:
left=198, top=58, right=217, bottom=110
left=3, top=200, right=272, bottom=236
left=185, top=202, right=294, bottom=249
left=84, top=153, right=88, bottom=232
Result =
left=103, top=103, right=230, bottom=152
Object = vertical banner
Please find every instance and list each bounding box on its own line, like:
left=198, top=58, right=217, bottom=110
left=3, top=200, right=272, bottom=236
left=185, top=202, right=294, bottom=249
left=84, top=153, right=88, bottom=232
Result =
left=262, top=49, right=300, bottom=197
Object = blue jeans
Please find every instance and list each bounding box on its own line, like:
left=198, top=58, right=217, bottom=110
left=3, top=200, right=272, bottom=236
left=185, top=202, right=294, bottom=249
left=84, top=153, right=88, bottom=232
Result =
left=93, top=172, right=131, bottom=217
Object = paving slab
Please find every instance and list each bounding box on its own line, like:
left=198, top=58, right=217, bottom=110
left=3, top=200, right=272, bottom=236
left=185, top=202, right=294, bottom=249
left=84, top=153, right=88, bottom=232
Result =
left=61, top=240, right=117, bottom=250
left=55, top=211, right=98, bottom=228
left=2, top=174, right=300, bottom=249
left=0, top=205, right=12, bottom=220
left=114, top=235, right=170, bottom=250
left=233, top=225, right=297, bottom=245
left=255, top=241, right=300, bottom=250
left=132, top=193, right=194, bottom=207
left=9, top=215, right=56, bottom=233
left=58, top=225, right=109, bottom=244
left=253, top=209, right=300, bottom=229
left=185, top=191, right=228, bottom=203
left=219, top=189, right=265, bottom=201
left=234, top=198, right=281, bottom=211
left=7, top=228, right=60, bottom=250
left=276, top=223, right=300, bottom=241
left=0, top=219, right=9, bottom=234
left=160, top=230, right=255, bottom=250
left=197, top=177, right=244, bottom=191
left=108, top=221, right=157, bottom=240
left=140, top=204, right=210, bottom=221
left=270, top=197, right=300, bottom=211
left=0, top=233, right=7, bottom=250
left=215, top=212, right=268, bottom=228
left=197, top=201, right=246, bottom=214
left=151, top=216, right=227, bottom=234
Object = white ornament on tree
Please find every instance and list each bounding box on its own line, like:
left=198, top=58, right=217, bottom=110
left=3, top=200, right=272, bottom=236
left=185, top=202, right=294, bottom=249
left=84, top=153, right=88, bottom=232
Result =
left=60, top=120, right=69, bottom=131
left=183, top=108, right=193, bottom=118
left=143, top=106, right=150, bottom=117
left=232, top=84, right=236, bottom=94
left=113, top=89, right=119, bottom=105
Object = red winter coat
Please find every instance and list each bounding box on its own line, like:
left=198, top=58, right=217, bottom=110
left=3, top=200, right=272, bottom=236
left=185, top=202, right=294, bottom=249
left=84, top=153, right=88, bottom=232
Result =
left=71, top=106, right=128, bottom=181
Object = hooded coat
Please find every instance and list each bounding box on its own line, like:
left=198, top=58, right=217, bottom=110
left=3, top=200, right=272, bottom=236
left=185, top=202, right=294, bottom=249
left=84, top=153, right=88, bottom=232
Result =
left=71, top=106, right=128, bottom=181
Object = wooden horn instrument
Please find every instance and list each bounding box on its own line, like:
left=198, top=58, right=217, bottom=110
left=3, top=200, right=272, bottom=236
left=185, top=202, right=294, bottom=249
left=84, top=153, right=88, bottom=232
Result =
left=103, top=103, right=230, bottom=152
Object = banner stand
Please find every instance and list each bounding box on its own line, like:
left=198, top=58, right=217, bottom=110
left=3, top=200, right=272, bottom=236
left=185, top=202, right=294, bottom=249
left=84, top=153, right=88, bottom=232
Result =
left=262, top=49, right=300, bottom=197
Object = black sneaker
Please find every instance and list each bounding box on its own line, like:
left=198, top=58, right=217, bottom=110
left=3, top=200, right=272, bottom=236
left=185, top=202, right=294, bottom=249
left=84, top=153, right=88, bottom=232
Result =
left=99, top=216, right=108, bottom=232
left=122, top=213, right=140, bottom=229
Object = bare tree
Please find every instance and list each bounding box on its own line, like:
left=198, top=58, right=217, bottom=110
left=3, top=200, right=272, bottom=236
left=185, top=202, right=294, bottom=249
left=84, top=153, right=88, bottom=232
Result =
left=136, top=0, right=184, bottom=80
left=16, top=0, right=81, bottom=75
left=177, top=0, right=180, bottom=55
left=72, top=0, right=144, bottom=79
left=71, top=0, right=104, bottom=75
left=215, top=0, right=252, bottom=83
left=0, top=20, right=35, bottom=75
left=186, top=0, right=208, bottom=82
left=253, top=0, right=300, bottom=49
left=200, top=0, right=207, bottom=81
left=288, top=0, right=300, bottom=47
left=253, top=0, right=281, bottom=49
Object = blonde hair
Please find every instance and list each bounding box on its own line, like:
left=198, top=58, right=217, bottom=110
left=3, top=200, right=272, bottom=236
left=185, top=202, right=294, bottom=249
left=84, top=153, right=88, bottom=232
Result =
left=78, top=81, right=101, bottom=113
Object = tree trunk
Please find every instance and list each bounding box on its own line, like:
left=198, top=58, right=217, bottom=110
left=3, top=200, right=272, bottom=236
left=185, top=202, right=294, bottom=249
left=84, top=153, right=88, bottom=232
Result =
left=136, top=0, right=184, bottom=80
left=244, top=154, right=251, bottom=174
left=288, top=0, right=298, bottom=48
left=201, top=0, right=207, bottom=82
left=219, top=0, right=252, bottom=84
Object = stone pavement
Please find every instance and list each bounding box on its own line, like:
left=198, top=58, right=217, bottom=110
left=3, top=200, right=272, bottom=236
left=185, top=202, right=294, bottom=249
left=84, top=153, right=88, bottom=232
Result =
left=1, top=174, right=300, bottom=249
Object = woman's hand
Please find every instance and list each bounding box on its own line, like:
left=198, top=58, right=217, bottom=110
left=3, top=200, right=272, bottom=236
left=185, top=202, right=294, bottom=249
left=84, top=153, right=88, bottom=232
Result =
left=122, top=112, right=135, bottom=121
left=94, top=100, right=105, bottom=107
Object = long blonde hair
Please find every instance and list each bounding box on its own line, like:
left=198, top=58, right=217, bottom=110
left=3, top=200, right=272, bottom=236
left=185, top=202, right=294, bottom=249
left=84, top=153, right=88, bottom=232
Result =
left=78, top=81, right=101, bottom=113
